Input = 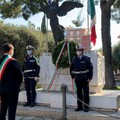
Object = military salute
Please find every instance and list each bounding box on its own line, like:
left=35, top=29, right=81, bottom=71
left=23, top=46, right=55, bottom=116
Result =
left=0, top=43, right=23, bottom=120
left=22, top=45, right=40, bottom=107
left=70, top=44, right=93, bottom=112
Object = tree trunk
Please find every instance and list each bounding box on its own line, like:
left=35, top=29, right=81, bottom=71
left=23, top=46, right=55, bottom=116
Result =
left=100, top=0, right=116, bottom=88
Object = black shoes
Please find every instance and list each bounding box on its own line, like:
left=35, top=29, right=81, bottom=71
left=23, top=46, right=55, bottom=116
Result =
left=75, top=108, right=89, bottom=112
left=29, top=103, right=36, bottom=107
left=75, top=108, right=83, bottom=111
left=84, top=108, right=89, bottom=112
left=23, top=102, right=31, bottom=106
left=23, top=102, right=35, bottom=107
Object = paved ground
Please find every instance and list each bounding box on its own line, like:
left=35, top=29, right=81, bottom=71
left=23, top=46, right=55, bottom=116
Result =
left=5, top=78, right=120, bottom=120
left=15, top=108, right=120, bottom=120
left=15, top=105, right=120, bottom=120
left=7, top=116, right=54, bottom=120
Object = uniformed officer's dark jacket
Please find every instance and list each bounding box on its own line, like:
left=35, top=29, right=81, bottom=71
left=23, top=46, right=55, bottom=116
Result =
left=22, top=55, right=40, bottom=79
left=0, top=55, right=23, bottom=94
left=70, top=55, right=93, bottom=81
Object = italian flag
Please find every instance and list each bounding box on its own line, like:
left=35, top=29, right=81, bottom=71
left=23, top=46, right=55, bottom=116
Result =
left=88, top=0, right=97, bottom=46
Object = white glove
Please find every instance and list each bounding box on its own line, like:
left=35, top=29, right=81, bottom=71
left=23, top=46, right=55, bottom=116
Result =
left=35, top=77, right=39, bottom=82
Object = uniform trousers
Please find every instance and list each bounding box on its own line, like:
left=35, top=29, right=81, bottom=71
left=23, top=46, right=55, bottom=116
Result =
left=24, top=78, right=36, bottom=104
left=75, top=79, right=89, bottom=109
left=0, top=93, right=19, bottom=120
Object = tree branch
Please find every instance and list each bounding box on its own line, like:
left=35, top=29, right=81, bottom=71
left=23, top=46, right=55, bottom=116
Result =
left=100, top=0, right=115, bottom=10
left=100, top=0, right=107, bottom=6
left=108, top=0, right=115, bottom=7
left=101, top=0, right=115, bottom=6
left=4, top=0, right=6, bottom=3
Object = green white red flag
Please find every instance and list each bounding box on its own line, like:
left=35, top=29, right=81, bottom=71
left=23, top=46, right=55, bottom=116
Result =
left=88, top=0, right=97, bottom=46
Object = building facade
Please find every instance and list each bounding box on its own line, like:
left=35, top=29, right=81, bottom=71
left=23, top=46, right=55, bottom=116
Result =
left=65, top=27, right=91, bottom=51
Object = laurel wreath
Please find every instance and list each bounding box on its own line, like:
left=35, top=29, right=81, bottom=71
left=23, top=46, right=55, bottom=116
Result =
left=52, top=41, right=77, bottom=69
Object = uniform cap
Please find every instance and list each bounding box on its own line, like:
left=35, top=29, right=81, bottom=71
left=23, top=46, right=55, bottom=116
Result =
left=76, top=44, right=84, bottom=50
left=26, top=45, right=35, bottom=50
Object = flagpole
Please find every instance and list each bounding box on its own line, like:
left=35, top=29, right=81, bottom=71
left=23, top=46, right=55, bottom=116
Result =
left=87, top=0, right=91, bottom=52
left=46, top=15, right=49, bottom=53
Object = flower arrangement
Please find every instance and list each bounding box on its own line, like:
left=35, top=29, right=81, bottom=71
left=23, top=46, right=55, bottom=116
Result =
left=52, top=41, right=77, bottom=69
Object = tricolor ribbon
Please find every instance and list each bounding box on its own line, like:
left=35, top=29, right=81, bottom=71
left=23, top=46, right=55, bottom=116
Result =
left=67, top=42, right=71, bottom=65
left=47, top=42, right=67, bottom=92
left=47, top=68, right=58, bottom=92
left=47, top=41, right=75, bottom=93
left=72, top=79, right=77, bottom=95
left=0, top=55, right=13, bottom=80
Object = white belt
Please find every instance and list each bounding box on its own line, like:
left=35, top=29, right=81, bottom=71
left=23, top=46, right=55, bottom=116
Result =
left=72, top=70, right=89, bottom=74
left=28, top=77, right=35, bottom=79
left=24, top=69, right=36, bottom=73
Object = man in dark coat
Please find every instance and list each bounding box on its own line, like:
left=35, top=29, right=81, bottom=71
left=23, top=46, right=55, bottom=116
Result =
left=0, top=43, right=23, bottom=120
left=22, top=45, right=40, bottom=107
left=70, top=44, right=93, bottom=112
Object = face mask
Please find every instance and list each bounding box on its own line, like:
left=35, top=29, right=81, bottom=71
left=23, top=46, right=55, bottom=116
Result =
left=27, top=50, right=32, bottom=55
left=76, top=51, right=82, bottom=56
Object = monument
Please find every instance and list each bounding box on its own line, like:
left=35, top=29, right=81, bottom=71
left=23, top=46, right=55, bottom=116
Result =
left=18, top=0, right=120, bottom=111
left=36, top=52, right=119, bottom=111
left=40, top=0, right=83, bottom=44
left=19, top=51, right=120, bottom=110
left=40, top=51, right=105, bottom=93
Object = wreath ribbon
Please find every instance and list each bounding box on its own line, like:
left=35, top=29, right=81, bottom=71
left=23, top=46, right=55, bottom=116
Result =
left=47, top=41, right=76, bottom=93
left=47, top=41, right=67, bottom=92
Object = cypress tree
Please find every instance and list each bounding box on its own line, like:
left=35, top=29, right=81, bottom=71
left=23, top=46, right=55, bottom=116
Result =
left=41, top=14, right=47, bottom=34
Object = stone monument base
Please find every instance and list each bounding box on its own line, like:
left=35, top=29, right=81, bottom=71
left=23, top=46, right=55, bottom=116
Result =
left=39, top=51, right=105, bottom=94
left=41, top=84, right=104, bottom=94
left=19, top=89, right=120, bottom=111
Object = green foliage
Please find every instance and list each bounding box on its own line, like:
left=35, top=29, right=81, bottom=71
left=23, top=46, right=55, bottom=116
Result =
left=112, top=42, right=120, bottom=69
left=111, top=0, right=120, bottom=24
left=52, top=41, right=77, bottom=69
left=27, top=21, right=36, bottom=29
left=0, top=0, right=65, bottom=20
left=36, top=82, right=42, bottom=89
left=113, top=0, right=120, bottom=9
left=41, top=14, right=47, bottom=34
left=0, top=0, right=45, bottom=19
left=48, top=40, right=55, bottom=53
left=0, top=22, right=54, bottom=67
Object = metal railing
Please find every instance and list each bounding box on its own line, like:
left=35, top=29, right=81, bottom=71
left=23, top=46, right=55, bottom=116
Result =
left=61, top=84, right=67, bottom=120
left=60, top=84, right=120, bottom=120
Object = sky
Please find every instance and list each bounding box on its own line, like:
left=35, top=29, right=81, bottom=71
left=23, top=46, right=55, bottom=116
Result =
left=0, top=0, right=120, bottom=50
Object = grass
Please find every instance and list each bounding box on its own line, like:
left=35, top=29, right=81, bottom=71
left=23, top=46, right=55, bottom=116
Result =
left=103, top=86, right=120, bottom=90
left=36, top=82, right=42, bottom=89
left=103, top=76, right=120, bottom=90
left=116, top=86, right=120, bottom=90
